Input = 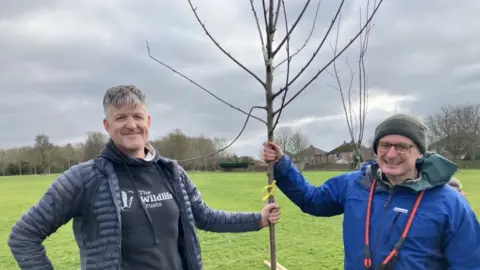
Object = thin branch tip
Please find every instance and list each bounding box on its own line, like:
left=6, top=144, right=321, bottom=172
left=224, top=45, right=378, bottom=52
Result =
left=179, top=105, right=262, bottom=162
left=276, top=0, right=384, bottom=112
left=186, top=0, right=265, bottom=86
left=146, top=42, right=266, bottom=124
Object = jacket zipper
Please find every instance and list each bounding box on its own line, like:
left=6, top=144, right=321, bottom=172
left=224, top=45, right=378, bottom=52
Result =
left=168, top=162, right=194, bottom=270
left=386, top=213, right=400, bottom=244
left=371, top=188, right=394, bottom=267
left=96, top=160, right=123, bottom=269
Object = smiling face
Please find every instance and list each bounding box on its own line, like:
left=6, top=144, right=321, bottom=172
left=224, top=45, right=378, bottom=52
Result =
left=376, top=134, right=423, bottom=180
left=103, top=103, right=151, bottom=158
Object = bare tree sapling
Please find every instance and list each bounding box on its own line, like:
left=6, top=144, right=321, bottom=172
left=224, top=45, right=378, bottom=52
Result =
left=146, top=0, right=385, bottom=267
left=327, top=2, right=376, bottom=169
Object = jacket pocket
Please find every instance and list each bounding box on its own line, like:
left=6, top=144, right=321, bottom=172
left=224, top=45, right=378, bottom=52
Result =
left=389, top=210, right=442, bottom=253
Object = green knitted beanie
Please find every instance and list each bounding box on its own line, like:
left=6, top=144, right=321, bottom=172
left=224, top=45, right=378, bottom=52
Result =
left=372, top=114, right=428, bottom=154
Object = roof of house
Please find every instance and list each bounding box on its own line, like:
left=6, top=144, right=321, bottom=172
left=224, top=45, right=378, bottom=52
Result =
left=299, top=145, right=327, bottom=156
left=327, top=141, right=371, bottom=155
left=285, top=145, right=327, bottom=157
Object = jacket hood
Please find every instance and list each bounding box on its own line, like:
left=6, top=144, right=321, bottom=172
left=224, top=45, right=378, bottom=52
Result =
left=98, top=139, right=160, bottom=166
left=360, top=152, right=458, bottom=192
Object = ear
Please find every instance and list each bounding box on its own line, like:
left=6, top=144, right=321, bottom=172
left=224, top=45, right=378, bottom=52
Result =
left=103, top=118, right=109, bottom=131
left=147, top=115, right=151, bottom=127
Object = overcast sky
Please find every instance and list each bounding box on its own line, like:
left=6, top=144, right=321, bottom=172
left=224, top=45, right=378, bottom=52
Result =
left=1, top=0, right=479, bottom=158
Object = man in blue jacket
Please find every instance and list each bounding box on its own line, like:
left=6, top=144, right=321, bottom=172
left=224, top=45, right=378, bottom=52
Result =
left=264, top=114, right=480, bottom=269
left=8, top=85, right=280, bottom=270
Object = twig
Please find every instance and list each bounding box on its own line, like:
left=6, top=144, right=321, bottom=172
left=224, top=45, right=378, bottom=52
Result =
left=249, top=0, right=267, bottom=62
left=273, top=0, right=384, bottom=114
left=261, top=0, right=269, bottom=43
left=272, top=0, right=312, bottom=56
left=187, top=0, right=265, bottom=87
left=272, top=0, right=291, bottom=130
left=273, top=0, right=345, bottom=99
left=178, top=106, right=265, bottom=162
left=327, top=15, right=355, bottom=143
left=346, top=59, right=356, bottom=140
left=146, top=41, right=267, bottom=125
left=272, top=0, right=283, bottom=32
left=273, top=0, right=321, bottom=70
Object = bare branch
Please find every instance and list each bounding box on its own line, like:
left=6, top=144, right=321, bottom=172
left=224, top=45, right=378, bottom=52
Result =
left=273, top=0, right=321, bottom=70
left=249, top=0, right=267, bottom=60
left=179, top=106, right=265, bottom=162
left=272, top=0, right=291, bottom=130
left=357, top=0, right=375, bottom=145
left=329, top=14, right=355, bottom=143
left=272, top=0, right=312, bottom=56
left=324, top=0, right=374, bottom=168
left=146, top=41, right=267, bottom=124
left=273, top=0, right=345, bottom=99
left=261, top=0, right=269, bottom=39
left=272, top=0, right=283, bottom=32
left=187, top=0, right=265, bottom=86
left=273, top=0, right=384, bottom=113
left=345, top=58, right=357, bottom=140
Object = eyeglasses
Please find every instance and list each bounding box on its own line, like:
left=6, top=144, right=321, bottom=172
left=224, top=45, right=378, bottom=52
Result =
left=377, top=141, right=414, bottom=154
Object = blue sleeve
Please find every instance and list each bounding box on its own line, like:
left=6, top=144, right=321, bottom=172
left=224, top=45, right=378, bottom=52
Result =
left=274, top=155, right=349, bottom=217
left=443, top=196, right=480, bottom=269
left=180, top=166, right=262, bottom=233
left=7, top=165, right=87, bottom=270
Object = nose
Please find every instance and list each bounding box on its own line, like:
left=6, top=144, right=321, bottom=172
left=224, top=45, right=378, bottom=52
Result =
left=125, top=117, right=137, bottom=129
left=385, top=145, right=398, bottom=158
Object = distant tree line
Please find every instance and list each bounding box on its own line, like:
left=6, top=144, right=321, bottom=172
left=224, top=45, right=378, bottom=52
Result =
left=3, top=102, right=475, bottom=176
left=0, top=129, right=254, bottom=176
left=425, top=103, right=480, bottom=161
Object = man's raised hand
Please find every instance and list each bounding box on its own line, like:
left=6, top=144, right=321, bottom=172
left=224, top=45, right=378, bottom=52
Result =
left=263, top=142, right=284, bottom=162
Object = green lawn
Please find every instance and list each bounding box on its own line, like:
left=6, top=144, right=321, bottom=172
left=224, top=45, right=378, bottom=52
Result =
left=0, top=170, right=479, bottom=270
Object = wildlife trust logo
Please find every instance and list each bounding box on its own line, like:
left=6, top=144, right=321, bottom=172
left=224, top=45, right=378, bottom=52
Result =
left=121, top=189, right=174, bottom=211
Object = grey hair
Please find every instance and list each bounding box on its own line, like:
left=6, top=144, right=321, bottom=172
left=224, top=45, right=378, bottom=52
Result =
left=102, top=85, right=146, bottom=113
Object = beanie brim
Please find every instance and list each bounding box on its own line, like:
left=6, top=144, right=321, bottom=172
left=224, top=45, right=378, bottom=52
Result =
left=373, top=118, right=427, bottom=154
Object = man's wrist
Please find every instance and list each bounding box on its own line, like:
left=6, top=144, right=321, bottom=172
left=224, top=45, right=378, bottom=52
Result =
left=259, top=219, right=268, bottom=228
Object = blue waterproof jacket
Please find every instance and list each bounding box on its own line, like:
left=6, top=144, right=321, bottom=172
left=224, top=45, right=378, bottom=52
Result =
left=274, top=153, right=480, bottom=269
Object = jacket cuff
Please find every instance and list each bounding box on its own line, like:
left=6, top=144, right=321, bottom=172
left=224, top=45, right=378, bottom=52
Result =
left=255, top=212, right=264, bottom=230
left=274, top=154, right=291, bottom=178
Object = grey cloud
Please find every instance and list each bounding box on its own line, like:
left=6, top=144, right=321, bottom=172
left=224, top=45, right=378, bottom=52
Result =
left=1, top=0, right=479, bottom=158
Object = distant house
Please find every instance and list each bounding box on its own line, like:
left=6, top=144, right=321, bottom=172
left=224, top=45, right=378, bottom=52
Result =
left=285, top=145, right=328, bottom=169
left=326, top=141, right=374, bottom=164
left=429, top=137, right=480, bottom=160
left=299, top=145, right=328, bottom=164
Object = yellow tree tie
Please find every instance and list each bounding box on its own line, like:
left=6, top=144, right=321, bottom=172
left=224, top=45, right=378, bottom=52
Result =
left=262, top=180, right=277, bottom=201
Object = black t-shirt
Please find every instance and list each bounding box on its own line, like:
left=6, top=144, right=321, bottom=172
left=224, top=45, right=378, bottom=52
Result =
left=100, top=142, right=184, bottom=270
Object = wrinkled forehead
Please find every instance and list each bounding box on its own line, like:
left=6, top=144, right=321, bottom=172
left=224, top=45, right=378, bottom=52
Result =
left=379, top=134, right=415, bottom=145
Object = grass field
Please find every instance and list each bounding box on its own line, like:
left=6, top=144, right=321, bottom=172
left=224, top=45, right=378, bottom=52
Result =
left=1, top=170, right=479, bottom=270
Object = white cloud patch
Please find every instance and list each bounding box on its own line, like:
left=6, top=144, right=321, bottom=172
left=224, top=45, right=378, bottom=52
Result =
left=0, top=0, right=479, bottom=157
